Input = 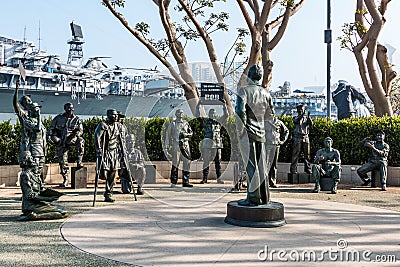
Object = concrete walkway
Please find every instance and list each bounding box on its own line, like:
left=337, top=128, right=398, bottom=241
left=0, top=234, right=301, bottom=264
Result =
left=61, top=184, right=400, bottom=266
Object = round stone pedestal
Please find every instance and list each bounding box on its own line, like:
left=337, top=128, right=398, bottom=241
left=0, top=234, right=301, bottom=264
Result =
left=225, top=201, right=285, bottom=228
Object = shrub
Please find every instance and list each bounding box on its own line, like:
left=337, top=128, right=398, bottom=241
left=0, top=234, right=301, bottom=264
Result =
left=1, top=116, right=399, bottom=166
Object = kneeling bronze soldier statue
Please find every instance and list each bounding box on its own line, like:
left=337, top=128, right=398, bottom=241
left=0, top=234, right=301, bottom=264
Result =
left=357, top=130, right=389, bottom=191
left=18, top=151, right=68, bottom=221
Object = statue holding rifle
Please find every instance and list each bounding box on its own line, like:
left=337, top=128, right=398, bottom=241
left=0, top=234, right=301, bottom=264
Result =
left=48, top=103, right=84, bottom=187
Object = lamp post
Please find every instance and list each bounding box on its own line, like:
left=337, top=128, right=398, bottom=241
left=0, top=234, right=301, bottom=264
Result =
left=324, top=0, right=332, bottom=118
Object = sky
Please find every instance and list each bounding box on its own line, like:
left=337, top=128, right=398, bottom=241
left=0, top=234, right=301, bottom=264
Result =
left=1, top=0, right=399, bottom=91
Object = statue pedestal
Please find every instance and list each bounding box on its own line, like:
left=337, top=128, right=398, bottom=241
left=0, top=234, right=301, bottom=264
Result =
left=225, top=201, right=286, bottom=228
left=371, top=169, right=382, bottom=188
left=288, top=173, right=310, bottom=184
left=71, top=167, right=87, bottom=189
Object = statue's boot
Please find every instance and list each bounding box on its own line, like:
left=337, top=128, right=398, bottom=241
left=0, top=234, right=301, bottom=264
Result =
left=77, top=155, right=84, bottom=168
left=331, top=181, right=338, bottom=194
left=182, top=171, right=193, bottom=187
left=216, top=166, right=224, bottom=184
left=59, top=174, right=68, bottom=188
left=312, top=179, right=320, bottom=193
left=136, top=185, right=144, bottom=195
left=200, top=167, right=209, bottom=184
left=381, top=183, right=387, bottom=191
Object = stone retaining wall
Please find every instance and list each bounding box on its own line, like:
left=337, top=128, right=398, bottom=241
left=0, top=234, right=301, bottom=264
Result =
left=1, top=161, right=399, bottom=186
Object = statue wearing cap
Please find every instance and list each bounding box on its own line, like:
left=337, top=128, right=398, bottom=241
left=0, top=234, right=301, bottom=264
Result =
left=357, top=130, right=389, bottom=191
left=13, top=80, right=33, bottom=153
left=21, top=101, right=47, bottom=186
left=290, top=104, right=313, bottom=174
left=332, top=80, right=367, bottom=120
left=18, top=151, right=68, bottom=221
left=94, top=109, right=126, bottom=202
left=164, top=109, right=193, bottom=187
left=48, top=102, right=84, bottom=187
left=311, top=137, right=341, bottom=194
left=235, top=64, right=275, bottom=206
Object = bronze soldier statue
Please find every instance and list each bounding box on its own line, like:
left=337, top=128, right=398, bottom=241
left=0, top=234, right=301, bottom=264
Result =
left=13, top=80, right=33, bottom=153
left=265, top=116, right=289, bottom=188
left=357, top=130, right=389, bottom=191
left=311, top=137, right=341, bottom=194
left=120, top=134, right=146, bottom=195
left=94, top=109, right=125, bottom=202
left=235, top=64, right=275, bottom=206
left=18, top=151, right=68, bottom=221
left=20, top=102, right=47, bottom=186
left=164, top=109, right=193, bottom=187
left=290, top=104, right=313, bottom=174
left=197, top=105, right=228, bottom=184
left=48, top=103, right=84, bottom=187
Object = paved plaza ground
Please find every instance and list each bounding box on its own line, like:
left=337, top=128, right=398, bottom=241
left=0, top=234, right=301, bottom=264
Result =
left=0, top=182, right=400, bottom=266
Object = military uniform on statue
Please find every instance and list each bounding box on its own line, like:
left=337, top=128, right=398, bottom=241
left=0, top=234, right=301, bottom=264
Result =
left=94, top=109, right=125, bottom=202
left=164, top=109, right=193, bottom=188
left=235, top=65, right=274, bottom=206
left=197, top=104, right=228, bottom=185
left=48, top=103, right=84, bottom=187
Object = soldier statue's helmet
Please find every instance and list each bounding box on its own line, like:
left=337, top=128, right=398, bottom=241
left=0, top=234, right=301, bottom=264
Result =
left=324, top=136, right=333, bottom=142
left=107, top=109, right=117, bottom=116
left=18, top=95, right=32, bottom=107
left=338, top=80, right=348, bottom=85
left=247, top=64, right=262, bottom=81
left=117, top=110, right=126, bottom=119
left=175, top=109, right=184, bottom=116
left=30, top=102, right=42, bottom=108
left=296, top=104, right=305, bottom=110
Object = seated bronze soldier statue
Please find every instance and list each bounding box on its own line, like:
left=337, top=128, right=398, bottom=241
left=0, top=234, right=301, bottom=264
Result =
left=18, top=151, right=68, bottom=221
left=120, top=134, right=146, bottom=195
left=311, top=137, right=341, bottom=194
left=357, top=130, right=389, bottom=191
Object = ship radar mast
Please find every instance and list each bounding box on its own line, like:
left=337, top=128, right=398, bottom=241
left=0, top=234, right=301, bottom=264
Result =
left=67, top=22, right=84, bottom=66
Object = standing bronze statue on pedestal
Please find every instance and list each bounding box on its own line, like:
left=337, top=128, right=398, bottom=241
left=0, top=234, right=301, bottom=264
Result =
left=48, top=103, right=84, bottom=187
left=235, top=64, right=274, bottom=206
left=197, top=104, right=228, bottom=185
left=164, top=109, right=193, bottom=188
left=290, top=104, right=313, bottom=174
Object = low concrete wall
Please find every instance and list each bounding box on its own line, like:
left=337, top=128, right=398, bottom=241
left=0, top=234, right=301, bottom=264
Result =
left=1, top=161, right=399, bottom=186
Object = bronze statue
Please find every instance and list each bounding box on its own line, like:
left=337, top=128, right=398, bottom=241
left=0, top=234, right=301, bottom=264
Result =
left=235, top=64, right=274, bottom=206
left=265, top=116, right=289, bottom=188
left=121, top=134, right=146, bottom=195
left=332, top=80, right=367, bottom=120
left=13, top=80, right=33, bottom=153
left=164, top=109, right=193, bottom=187
left=290, top=104, right=313, bottom=174
left=357, top=130, right=389, bottom=191
left=94, top=109, right=125, bottom=202
left=18, top=151, right=68, bottom=221
left=311, top=137, right=341, bottom=194
left=20, top=102, right=47, bottom=187
left=48, top=103, right=84, bottom=187
left=197, top=105, right=228, bottom=184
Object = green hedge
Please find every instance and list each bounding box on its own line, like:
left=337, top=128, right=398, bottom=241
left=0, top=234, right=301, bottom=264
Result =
left=0, top=116, right=398, bottom=166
